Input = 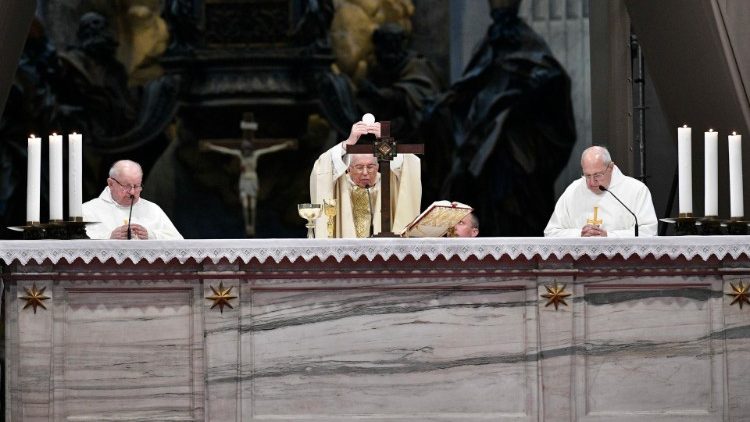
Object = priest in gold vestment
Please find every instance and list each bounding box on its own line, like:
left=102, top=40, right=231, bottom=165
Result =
left=310, top=121, right=422, bottom=238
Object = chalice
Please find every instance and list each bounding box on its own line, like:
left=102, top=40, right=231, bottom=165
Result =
left=323, top=198, right=337, bottom=238
left=298, top=203, right=322, bottom=239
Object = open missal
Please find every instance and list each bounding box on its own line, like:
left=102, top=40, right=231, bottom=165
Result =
left=400, top=201, right=473, bottom=238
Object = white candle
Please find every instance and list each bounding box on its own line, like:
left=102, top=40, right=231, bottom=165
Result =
left=678, top=125, right=693, bottom=214
left=49, top=133, right=63, bottom=221
left=704, top=129, right=718, bottom=216
left=26, top=135, right=41, bottom=223
left=729, top=132, right=744, bottom=218
left=68, top=133, right=83, bottom=219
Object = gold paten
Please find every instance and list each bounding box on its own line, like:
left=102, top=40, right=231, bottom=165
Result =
left=21, top=284, right=50, bottom=314
left=726, top=281, right=750, bottom=309
left=541, top=283, right=572, bottom=310
left=206, top=282, right=238, bottom=313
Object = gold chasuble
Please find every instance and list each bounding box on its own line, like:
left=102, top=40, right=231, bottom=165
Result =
left=310, top=143, right=422, bottom=238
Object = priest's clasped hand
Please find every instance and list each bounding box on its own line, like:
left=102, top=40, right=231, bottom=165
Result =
left=109, top=223, right=149, bottom=240
left=581, top=224, right=607, bottom=237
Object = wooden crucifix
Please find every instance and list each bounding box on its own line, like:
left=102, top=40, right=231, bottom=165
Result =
left=347, top=121, right=424, bottom=237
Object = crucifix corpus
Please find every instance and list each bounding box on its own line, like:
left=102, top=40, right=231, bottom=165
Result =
left=200, top=112, right=298, bottom=237
left=347, top=120, right=424, bottom=237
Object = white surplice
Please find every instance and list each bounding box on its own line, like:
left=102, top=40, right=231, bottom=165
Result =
left=544, top=165, right=657, bottom=237
left=82, top=187, right=183, bottom=240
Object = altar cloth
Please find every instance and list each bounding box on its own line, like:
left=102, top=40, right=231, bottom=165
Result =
left=1, top=236, right=748, bottom=264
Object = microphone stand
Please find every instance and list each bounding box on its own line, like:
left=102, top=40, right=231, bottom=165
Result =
left=126, top=194, right=134, bottom=240
left=599, top=186, right=638, bottom=236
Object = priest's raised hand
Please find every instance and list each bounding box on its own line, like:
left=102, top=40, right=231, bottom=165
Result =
left=340, top=120, right=381, bottom=153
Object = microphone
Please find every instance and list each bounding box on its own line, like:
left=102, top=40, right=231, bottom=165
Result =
left=126, top=194, right=134, bottom=240
left=599, top=185, right=638, bottom=236
left=365, top=184, right=375, bottom=237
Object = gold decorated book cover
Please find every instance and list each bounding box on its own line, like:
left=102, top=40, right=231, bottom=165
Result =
left=400, top=201, right=473, bottom=237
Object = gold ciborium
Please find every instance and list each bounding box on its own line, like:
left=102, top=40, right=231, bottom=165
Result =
left=323, top=198, right=337, bottom=238
left=298, top=203, right=323, bottom=239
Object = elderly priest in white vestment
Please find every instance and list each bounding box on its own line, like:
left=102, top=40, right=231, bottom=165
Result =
left=83, top=160, right=183, bottom=240
left=310, top=120, right=421, bottom=238
left=544, top=146, right=657, bottom=237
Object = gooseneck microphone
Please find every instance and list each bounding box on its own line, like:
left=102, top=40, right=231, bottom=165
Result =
left=599, top=185, right=638, bottom=236
left=365, top=184, right=375, bottom=237
left=126, top=194, right=135, bottom=240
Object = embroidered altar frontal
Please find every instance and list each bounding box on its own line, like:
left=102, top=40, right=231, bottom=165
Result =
left=2, top=237, right=749, bottom=421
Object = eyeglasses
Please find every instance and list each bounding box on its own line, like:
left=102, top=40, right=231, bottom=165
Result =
left=351, top=164, right=378, bottom=173
left=110, top=177, right=143, bottom=192
left=582, top=164, right=611, bottom=181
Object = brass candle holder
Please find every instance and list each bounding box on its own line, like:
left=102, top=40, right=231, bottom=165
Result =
left=725, top=217, right=750, bottom=235
left=7, top=218, right=93, bottom=240
left=697, top=216, right=722, bottom=236
left=660, top=213, right=699, bottom=236
left=7, top=222, right=45, bottom=240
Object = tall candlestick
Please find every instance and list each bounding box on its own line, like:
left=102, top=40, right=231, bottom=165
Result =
left=704, top=129, right=718, bottom=216
left=68, top=133, right=83, bottom=219
left=49, top=133, right=63, bottom=221
left=728, top=132, right=744, bottom=218
left=26, top=135, right=41, bottom=223
left=678, top=125, right=693, bottom=215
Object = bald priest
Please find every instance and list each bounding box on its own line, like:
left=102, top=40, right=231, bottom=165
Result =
left=310, top=120, right=422, bottom=238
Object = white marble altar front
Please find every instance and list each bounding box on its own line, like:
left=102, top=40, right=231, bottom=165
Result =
left=2, top=237, right=749, bottom=421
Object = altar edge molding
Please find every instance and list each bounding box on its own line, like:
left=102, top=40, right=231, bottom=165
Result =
left=2, top=237, right=750, bottom=266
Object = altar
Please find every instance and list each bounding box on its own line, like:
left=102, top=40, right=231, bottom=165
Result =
left=2, top=237, right=749, bottom=421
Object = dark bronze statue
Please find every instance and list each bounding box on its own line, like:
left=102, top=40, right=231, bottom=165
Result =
left=424, top=0, right=577, bottom=236
left=56, top=12, right=179, bottom=153
left=164, top=0, right=201, bottom=55
left=57, top=12, right=137, bottom=139
left=320, top=22, right=443, bottom=141
left=289, top=0, right=335, bottom=52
